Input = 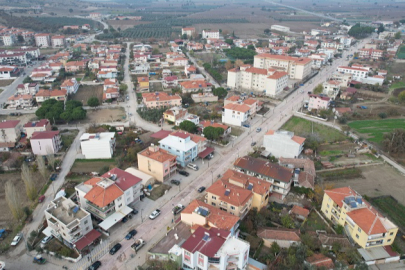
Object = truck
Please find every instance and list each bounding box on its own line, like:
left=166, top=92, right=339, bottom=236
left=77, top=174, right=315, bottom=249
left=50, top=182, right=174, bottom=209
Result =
left=131, top=239, right=146, bottom=252
left=172, top=204, right=185, bottom=215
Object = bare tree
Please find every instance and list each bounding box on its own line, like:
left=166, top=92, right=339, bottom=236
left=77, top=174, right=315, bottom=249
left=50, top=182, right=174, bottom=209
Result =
left=5, top=181, right=24, bottom=221
left=46, top=146, right=56, bottom=171
left=21, top=163, right=37, bottom=201
left=37, top=156, right=48, bottom=181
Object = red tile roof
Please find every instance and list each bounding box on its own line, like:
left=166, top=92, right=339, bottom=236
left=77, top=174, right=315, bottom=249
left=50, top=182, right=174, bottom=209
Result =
left=244, top=67, right=268, bottom=75
left=181, top=226, right=228, bottom=257
left=255, top=53, right=312, bottom=65
left=224, top=103, right=251, bottom=113
left=347, top=207, right=387, bottom=235
left=325, top=187, right=358, bottom=208
left=206, top=179, right=253, bottom=207
left=31, top=131, right=60, bottom=140
left=290, top=205, right=310, bottom=218
left=23, top=119, right=49, bottom=128
left=101, top=168, right=142, bottom=191
left=257, top=227, right=301, bottom=241
left=292, top=135, right=306, bottom=144
left=150, top=130, right=172, bottom=140
left=0, top=120, right=20, bottom=129
left=306, top=254, right=334, bottom=269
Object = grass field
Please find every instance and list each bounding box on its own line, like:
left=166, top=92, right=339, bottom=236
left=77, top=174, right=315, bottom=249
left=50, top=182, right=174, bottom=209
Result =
left=396, top=45, right=405, bottom=59
left=371, top=196, right=405, bottom=231
left=302, top=211, right=332, bottom=233
left=389, top=81, right=405, bottom=91
left=348, top=119, right=405, bottom=143
left=282, top=117, right=346, bottom=142
left=71, top=85, right=103, bottom=105
left=71, top=159, right=116, bottom=173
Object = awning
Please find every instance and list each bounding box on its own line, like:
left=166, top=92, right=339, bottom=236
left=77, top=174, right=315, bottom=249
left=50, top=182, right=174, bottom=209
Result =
left=260, top=150, right=271, bottom=157
left=74, top=229, right=101, bottom=251
left=98, top=206, right=133, bottom=231
left=198, top=147, right=215, bottom=158
left=42, top=227, right=53, bottom=237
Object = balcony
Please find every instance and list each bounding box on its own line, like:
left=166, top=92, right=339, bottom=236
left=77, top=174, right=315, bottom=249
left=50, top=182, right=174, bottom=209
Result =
left=368, top=234, right=385, bottom=240
left=366, top=240, right=383, bottom=247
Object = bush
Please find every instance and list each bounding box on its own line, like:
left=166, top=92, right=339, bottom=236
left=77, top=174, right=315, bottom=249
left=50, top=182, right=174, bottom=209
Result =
left=378, top=112, right=387, bottom=119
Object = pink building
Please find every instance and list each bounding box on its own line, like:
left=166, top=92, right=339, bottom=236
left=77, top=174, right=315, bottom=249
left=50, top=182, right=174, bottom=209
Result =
left=308, top=94, right=330, bottom=111
left=142, top=92, right=182, bottom=109
left=30, top=131, right=62, bottom=155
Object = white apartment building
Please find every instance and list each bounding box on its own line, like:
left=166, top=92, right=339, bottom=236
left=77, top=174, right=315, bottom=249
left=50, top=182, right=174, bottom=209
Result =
left=358, top=49, right=384, bottom=60
left=308, top=54, right=328, bottom=69
left=330, top=72, right=352, bottom=87
left=202, top=30, right=220, bottom=39
left=181, top=226, right=250, bottom=270
left=35, top=34, right=51, bottom=48
left=263, top=130, right=305, bottom=159
left=0, top=120, right=21, bottom=149
left=322, top=80, right=341, bottom=99
left=80, top=132, right=116, bottom=159
left=0, top=65, right=18, bottom=79
left=254, top=54, right=313, bottom=80
left=270, top=25, right=290, bottom=32
left=182, top=27, right=195, bottom=37
left=7, top=94, right=33, bottom=109
left=227, top=65, right=288, bottom=97
left=2, top=35, right=16, bottom=46
left=44, top=196, right=93, bottom=247
left=61, top=78, right=79, bottom=94
left=51, top=36, right=66, bottom=47
left=17, top=83, right=39, bottom=95
left=337, top=66, right=368, bottom=81
left=321, top=41, right=344, bottom=50
left=23, top=119, right=51, bottom=139
left=222, top=103, right=251, bottom=127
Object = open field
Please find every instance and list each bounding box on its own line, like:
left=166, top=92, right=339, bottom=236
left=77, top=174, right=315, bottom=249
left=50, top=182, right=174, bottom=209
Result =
left=348, top=119, right=405, bottom=143
left=84, top=108, right=126, bottom=124
left=71, top=159, right=116, bottom=173
left=71, top=85, right=103, bottom=105
left=396, top=46, right=405, bottom=59
left=108, top=20, right=149, bottom=31
left=371, top=196, right=405, bottom=231
left=0, top=79, right=14, bottom=87
left=302, top=211, right=333, bottom=233
left=282, top=116, right=346, bottom=142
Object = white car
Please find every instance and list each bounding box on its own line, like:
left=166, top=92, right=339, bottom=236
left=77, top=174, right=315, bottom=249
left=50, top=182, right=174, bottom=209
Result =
left=10, top=233, right=22, bottom=246
left=149, top=209, right=161, bottom=220
left=41, top=235, right=53, bottom=245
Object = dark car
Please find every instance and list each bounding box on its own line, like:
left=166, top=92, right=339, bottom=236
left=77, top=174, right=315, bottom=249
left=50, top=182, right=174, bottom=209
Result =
left=251, top=142, right=256, bottom=146
left=178, top=170, right=189, bottom=177
left=121, top=217, right=128, bottom=223
left=170, top=179, right=180, bottom=186
left=125, top=229, right=137, bottom=240
left=88, top=261, right=102, bottom=270
left=50, top=173, right=58, bottom=181
left=109, top=243, right=122, bottom=255
left=132, top=209, right=139, bottom=215
left=198, top=186, right=206, bottom=193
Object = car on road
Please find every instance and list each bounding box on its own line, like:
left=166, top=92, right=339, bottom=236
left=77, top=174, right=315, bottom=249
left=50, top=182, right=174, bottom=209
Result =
left=87, top=261, right=102, bottom=270
left=109, top=243, right=122, bottom=255
left=178, top=170, right=189, bottom=176
left=134, top=138, right=143, bottom=144
left=149, top=209, right=161, bottom=220
left=125, top=229, right=137, bottom=240
left=186, top=163, right=199, bottom=171
left=256, top=128, right=262, bottom=132
left=131, top=239, right=146, bottom=252
left=198, top=186, right=206, bottom=193
left=41, top=235, right=53, bottom=245
left=11, top=233, right=22, bottom=246
left=49, top=173, right=58, bottom=181
left=242, top=124, right=250, bottom=128
left=170, top=179, right=180, bottom=186
left=251, top=142, right=257, bottom=146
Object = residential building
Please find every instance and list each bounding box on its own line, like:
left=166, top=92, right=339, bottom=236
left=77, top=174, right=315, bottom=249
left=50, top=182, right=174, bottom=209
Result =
left=0, top=51, right=27, bottom=65
left=224, top=95, right=262, bottom=117
left=159, top=131, right=198, bottom=167
left=184, top=65, right=197, bottom=77
left=0, top=120, right=21, bottom=150
left=137, top=145, right=177, bottom=182
left=61, top=78, right=79, bottom=94
left=173, top=57, right=188, bottom=67
left=180, top=80, right=212, bottom=93
left=378, top=31, right=396, bottom=40
left=1, top=34, right=16, bottom=46
left=181, top=200, right=240, bottom=234
left=257, top=228, right=301, bottom=248
left=337, top=66, right=368, bottom=81
left=306, top=254, right=334, bottom=269
left=182, top=27, right=196, bottom=37
left=30, top=131, right=62, bottom=155
left=181, top=226, right=250, bottom=270
left=7, top=94, right=33, bottom=109
left=200, top=121, right=231, bottom=137
left=163, top=106, right=187, bottom=122
left=0, top=65, right=19, bottom=79
left=65, top=61, right=86, bottom=73
left=358, top=49, right=384, bottom=60
left=308, top=53, right=328, bottom=69
left=202, top=30, right=220, bottom=39
left=308, top=94, right=330, bottom=111
left=227, top=65, right=288, bottom=97
left=80, top=132, right=116, bottom=159
left=270, top=25, right=290, bottom=32
left=51, top=36, right=66, bottom=47
left=279, top=157, right=315, bottom=190
left=35, top=89, right=67, bottom=104
left=35, top=34, right=51, bottom=47
left=191, top=92, right=218, bottom=103
left=322, top=80, right=341, bottom=99
left=23, top=119, right=51, bottom=139
left=333, top=107, right=352, bottom=117
left=133, top=63, right=150, bottom=74
left=162, top=76, right=178, bottom=88
left=49, top=62, right=64, bottom=71
left=16, top=83, right=38, bottom=95
left=321, top=187, right=398, bottom=249
left=290, top=205, right=310, bottom=220
left=263, top=130, right=305, bottom=159
left=137, top=76, right=149, bottom=91
left=234, top=156, right=294, bottom=200
left=221, top=103, right=251, bottom=127
left=103, top=87, right=119, bottom=101
left=330, top=72, right=352, bottom=87
left=142, top=92, right=182, bottom=109
left=254, top=54, right=313, bottom=80
left=44, top=196, right=93, bottom=248
left=75, top=168, right=142, bottom=231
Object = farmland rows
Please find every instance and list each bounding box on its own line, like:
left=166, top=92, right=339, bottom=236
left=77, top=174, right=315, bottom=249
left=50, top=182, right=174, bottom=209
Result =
left=372, top=197, right=405, bottom=230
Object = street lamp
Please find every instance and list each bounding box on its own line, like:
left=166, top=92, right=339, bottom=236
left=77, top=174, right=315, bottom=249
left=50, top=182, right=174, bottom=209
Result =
left=211, top=170, right=214, bottom=185
left=141, top=209, right=144, bottom=222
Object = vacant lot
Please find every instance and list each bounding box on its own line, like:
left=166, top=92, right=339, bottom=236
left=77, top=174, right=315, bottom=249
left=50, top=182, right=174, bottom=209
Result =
left=0, top=79, right=14, bottom=87
left=84, top=108, right=126, bottom=124
left=371, top=196, right=405, bottom=231
left=302, top=211, right=332, bottom=233
left=348, top=119, right=405, bottom=143
left=71, top=85, right=103, bottom=105
left=71, top=159, right=116, bottom=173
left=330, top=164, right=405, bottom=205
left=282, top=117, right=346, bottom=142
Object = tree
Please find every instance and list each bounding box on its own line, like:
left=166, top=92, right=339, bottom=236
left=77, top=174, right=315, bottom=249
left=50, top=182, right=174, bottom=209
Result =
left=377, top=24, right=385, bottom=34
left=264, top=28, right=271, bottom=34
left=247, top=44, right=255, bottom=50
left=179, top=120, right=198, bottom=134
left=281, top=214, right=295, bottom=228
left=383, top=129, right=405, bottom=154
left=37, top=156, right=48, bottom=181
left=47, top=151, right=56, bottom=171
left=5, top=181, right=24, bottom=221
left=69, top=8, right=73, bottom=13
left=87, top=97, right=100, bottom=108
left=181, top=34, right=188, bottom=40
left=21, top=163, right=37, bottom=201
left=398, top=91, right=405, bottom=102
left=225, top=39, right=233, bottom=45
left=395, top=31, right=401, bottom=39
left=17, top=34, right=24, bottom=43
left=234, top=59, right=244, bottom=68
left=119, top=83, right=128, bottom=95
left=270, top=242, right=280, bottom=255
left=203, top=126, right=224, bottom=141
left=213, top=87, right=228, bottom=99
left=313, top=84, right=323, bottom=94
left=225, top=60, right=233, bottom=70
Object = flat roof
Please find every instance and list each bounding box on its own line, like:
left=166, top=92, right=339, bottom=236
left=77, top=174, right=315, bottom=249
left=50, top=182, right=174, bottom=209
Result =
left=98, top=205, right=132, bottom=231
left=149, top=222, right=192, bottom=255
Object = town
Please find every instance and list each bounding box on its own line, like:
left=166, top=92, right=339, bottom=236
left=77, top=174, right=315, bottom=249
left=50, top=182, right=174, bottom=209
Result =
left=0, top=0, right=405, bottom=270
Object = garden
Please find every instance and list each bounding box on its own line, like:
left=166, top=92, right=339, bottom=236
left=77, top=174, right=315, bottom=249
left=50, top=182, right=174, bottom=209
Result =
left=348, top=118, right=405, bottom=143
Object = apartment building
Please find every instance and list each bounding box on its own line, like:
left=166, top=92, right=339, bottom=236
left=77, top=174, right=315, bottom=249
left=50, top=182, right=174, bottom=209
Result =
left=270, top=25, right=290, bottom=32
left=80, top=132, right=116, bottom=159
left=30, top=131, right=62, bottom=155
left=337, top=66, right=368, bottom=81
left=234, top=156, right=293, bottom=200
left=330, top=72, right=352, bottom=87
left=227, top=65, right=288, bottom=97
left=308, top=53, right=328, bottom=69
left=322, top=80, right=341, bottom=99
left=163, top=106, right=188, bottom=123
left=192, top=92, right=218, bottom=103
left=202, top=30, right=220, bottom=39
left=0, top=65, right=18, bottom=79
left=358, top=49, right=384, bottom=60
left=7, top=94, right=33, bottom=109
left=180, top=80, right=212, bottom=93
left=137, top=145, right=177, bottom=182
left=61, top=78, right=79, bottom=94
left=182, top=27, right=196, bottom=37
left=137, top=76, right=149, bottom=91
left=35, top=33, right=51, bottom=48
left=1, top=34, right=16, bottom=46
left=23, top=119, right=51, bottom=139
left=51, top=36, right=66, bottom=47
left=142, top=92, right=182, bottom=109
left=224, top=96, right=262, bottom=117
left=16, top=83, right=39, bottom=95
left=321, top=187, right=398, bottom=249
left=254, top=54, right=312, bottom=80
left=36, top=89, right=67, bottom=104
left=182, top=226, right=250, bottom=270
left=263, top=130, right=305, bottom=159
left=221, top=103, right=251, bottom=127
left=308, top=94, right=330, bottom=111
left=0, top=120, right=21, bottom=150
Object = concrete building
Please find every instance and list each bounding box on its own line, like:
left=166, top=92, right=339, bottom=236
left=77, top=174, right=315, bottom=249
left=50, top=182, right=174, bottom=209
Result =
left=358, top=49, right=384, bottom=60
left=51, top=36, right=66, bottom=47
left=270, top=25, right=290, bottom=32
left=0, top=120, right=21, bottom=151
left=30, top=131, right=62, bottom=155
left=202, top=30, right=220, bottom=39
left=61, top=78, right=79, bottom=94
left=7, top=94, right=33, bottom=109
left=0, top=65, right=19, bottom=79
left=142, top=92, right=182, bottom=109
left=35, top=34, right=51, bottom=48
left=191, top=92, right=218, bottom=103
left=182, top=27, right=196, bottom=37
left=2, top=34, right=16, bottom=46
left=35, top=89, right=67, bottom=104
left=137, top=145, right=177, bottom=182
left=180, top=80, right=212, bottom=94
left=257, top=228, right=301, bottom=248
left=263, top=130, right=305, bottom=159
left=321, top=187, right=398, bottom=249
left=16, top=83, right=39, bottom=95
left=337, top=66, right=368, bottom=81
left=158, top=131, right=198, bottom=167
left=163, top=106, right=188, bottom=123
left=308, top=94, right=330, bottom=111
left=23, top=119, right=51, bottom=139
left=221, top=103, right=251, bottom=127
left=322, top=80, right=341, bottom=99
left=254, top=54, right=313, bottom=80
left=80, top=132, right=116, bottom=159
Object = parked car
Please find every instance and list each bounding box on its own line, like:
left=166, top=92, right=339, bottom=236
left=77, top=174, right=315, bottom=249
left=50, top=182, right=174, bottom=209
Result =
left=131, top=239, right=145, bottom=252
left=186, top=163, right=199, bottom=171
left=256, top=128, right=262, bottom=133
left=121, top=217, right=128, bottom=223
left=38, top=195, right=45, bottom=203
left=41, top=235, right=53, bottom=245
left=10, top=233, right=22, bottom=246
left=49, top=173, right=58, bottom=181
left=178, top=170, right=189, bottom=176
left=132, top=209, right=139, bottom=215
left=242, top=124, right=250, bottom=128
left=87, top=261, right=102, bottom=270
left=134, top=138, right=143, bottom=144
left=149, top=209, right=161, bottom=220
left=109, top=243, right=122, bottom=255
left=172, top=204, right=185, bottom=215
left=170, top=179, right=180, bottom=186
left=251, top=142, right=256, bottom=146
left=197, top=186, right=206, bottom=193
left=125, top=229, right=137, bottom=240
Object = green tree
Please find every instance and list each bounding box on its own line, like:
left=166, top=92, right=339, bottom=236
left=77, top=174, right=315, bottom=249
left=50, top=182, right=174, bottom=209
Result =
left=377, top=24, right=385, bottom=34
left=264, top=28, right=271, bottom=34
left=313, top=84, right=323, bottom=94
left=179, top=120, right=198, bottom=134
left=225, top=39, right=233, bottom=45
left=395, top=31, right=401, bottom=39
left=69, top=8, right=73, bottom=13
left=213, top=87, right=228, bottom=99
left=181, top=33, right=188, bottom=40
left=17, top=35, right=24, bottom=43
left=203, top=126, right=224, bottom=141
left=270, top=242, right=280, bottom=255
left=383, top=128, right=405, bottom=154
left=119, top=83, right=128, bottom=95
left=87, top=97, right=100, bottom=108
left=398, top=91, right=405, bottom=102
left=281, top=214, right=295, bottom=228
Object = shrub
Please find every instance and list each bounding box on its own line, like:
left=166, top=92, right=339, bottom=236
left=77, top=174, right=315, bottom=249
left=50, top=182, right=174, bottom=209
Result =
left=378, top=112, right=387, bottom=119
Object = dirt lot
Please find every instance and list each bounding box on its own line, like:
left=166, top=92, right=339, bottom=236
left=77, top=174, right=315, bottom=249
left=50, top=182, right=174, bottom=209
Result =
left=0, top=79, right=15, bottom=87
left=71, top=85, right=103, bottom=105
left=0, top=113, right=37, bottom=123
left=71, top=160, right=116, bottom=173
left=83, top=108, right=126, bottom=124
left=330, top=164, right=405, bottom=205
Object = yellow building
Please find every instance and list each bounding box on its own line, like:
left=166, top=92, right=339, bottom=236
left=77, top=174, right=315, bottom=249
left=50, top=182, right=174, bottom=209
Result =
left=163, top=107, right=187, bottom=123
left=321, top=187, right=398, bottom=249
left=137, top=76, right=149, bottom=91
left=137, top=145, right=177, bottom=182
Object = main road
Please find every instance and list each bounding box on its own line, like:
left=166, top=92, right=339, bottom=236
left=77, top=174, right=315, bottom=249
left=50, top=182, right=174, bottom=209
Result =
left=97, top=39, right=370, bottom=270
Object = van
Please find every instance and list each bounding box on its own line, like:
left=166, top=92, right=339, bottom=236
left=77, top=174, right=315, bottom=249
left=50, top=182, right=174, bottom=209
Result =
left=187, top=163, right=199, bottom=171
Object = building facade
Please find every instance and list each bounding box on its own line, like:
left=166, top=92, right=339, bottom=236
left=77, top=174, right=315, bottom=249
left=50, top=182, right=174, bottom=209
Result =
left=80, top=132, right=116, bottom=159
left=30, top=131, right=62, bottom=155
left=159, top=131, right=198, bottom=167
left=137, top=145, right=177, bottom=182
left=263, top=130, right=305, bottom=159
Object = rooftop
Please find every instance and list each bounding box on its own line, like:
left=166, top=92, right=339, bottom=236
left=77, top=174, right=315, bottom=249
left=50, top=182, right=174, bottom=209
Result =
left=306, top=254, right=334, bottom=269
left=142, top=92, right=182, bottom=102
left=221, top=169, right=271, bottom=195
left=180, top=80, right=211, bottom=89
left=255, top=53, right=312, bottom=65
left=224, top=103, right=251, bottom=113
left=138, top=145, right=177, bottom=163
left=83, top=177, right=124, bottom=208
left=101, top=167, right=142, bottom=192
left=181, top=226, right=229, bottom=257
left=206, top=179, right=253, bottom=207
left=46, top=196, right=89, bottom=227
left=31, top=131, right=59, bottom=140
left=149, top=222, right=192, bottom=254
left=257, top=227, right=301, bottom=241
left=290, top=205, right=310, bottom=218
left=80, top=132, right=115, bottom=142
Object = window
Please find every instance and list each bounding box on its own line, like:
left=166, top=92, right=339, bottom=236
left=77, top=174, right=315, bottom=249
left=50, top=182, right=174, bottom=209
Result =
left=390, top=232, right=394, bottom=236
left=230, top=206, right=235, bottom=210
left=325, top=210, right=328, bottom=214
left=212, top=202, right=216, bottom=206
left=84, top=220, right=88, bottom=225
left=118, top=204, right=122, bottom=208
left=358, top=227, right=361, bottom=233
left=356, top=234, right=359, bottom=239
left=168, top=147, right=171, bottom=150
left=327, top=204, right=330, bottom=208
left=86, top=226, right=89, bottom=231
left=388, top=239, right=391, bottom=242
